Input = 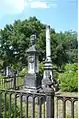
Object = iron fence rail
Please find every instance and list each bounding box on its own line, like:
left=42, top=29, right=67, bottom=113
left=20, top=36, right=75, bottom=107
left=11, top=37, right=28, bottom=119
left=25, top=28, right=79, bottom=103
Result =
left=0, top=89, right=47, bottom=118
left=55, top=95, right=78, bottom=118
left=0, top=89, right=78, bottom=118
left=0, top=75, right=24, bottom=90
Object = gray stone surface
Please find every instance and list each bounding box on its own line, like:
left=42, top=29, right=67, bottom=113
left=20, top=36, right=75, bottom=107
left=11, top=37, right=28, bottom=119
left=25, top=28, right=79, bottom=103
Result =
left=24, top=73, right=41, bottom=90
left=23, top=34, right=41, bottom=92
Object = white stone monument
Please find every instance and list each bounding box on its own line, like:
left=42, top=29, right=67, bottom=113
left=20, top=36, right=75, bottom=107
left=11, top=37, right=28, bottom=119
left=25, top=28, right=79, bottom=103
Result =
left=23, top=34, right=41, bottom=92
left=46, top=25, right=51, bottom=61
left=42, top=25, right=53, bottom=87
left=27, top=35, right=39, bottom=74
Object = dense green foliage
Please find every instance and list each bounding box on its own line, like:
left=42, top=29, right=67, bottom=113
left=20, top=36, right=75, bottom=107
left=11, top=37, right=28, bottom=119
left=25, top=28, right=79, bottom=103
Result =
left=0, top=17, right=77, bottom=71
left=58, top=63, right=78, bottom=92
left=0, top=16, right=78, bottom=92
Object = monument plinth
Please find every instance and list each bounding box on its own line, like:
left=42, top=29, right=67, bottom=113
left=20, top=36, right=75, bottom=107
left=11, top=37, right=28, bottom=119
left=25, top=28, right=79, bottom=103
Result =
left=23, top=35, right=41, bottom=92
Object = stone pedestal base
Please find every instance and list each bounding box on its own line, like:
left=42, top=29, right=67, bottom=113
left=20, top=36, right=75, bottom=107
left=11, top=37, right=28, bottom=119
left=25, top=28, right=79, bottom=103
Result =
left=23, top=73, right=42, bottom=103
left=23, top=73, right=41, bottom=90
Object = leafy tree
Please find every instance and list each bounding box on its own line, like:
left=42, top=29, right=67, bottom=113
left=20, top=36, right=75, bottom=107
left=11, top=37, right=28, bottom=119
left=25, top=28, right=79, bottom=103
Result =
left=58, top=63, right=78, bottom=92
left=0, top=17, right=78, bottom=73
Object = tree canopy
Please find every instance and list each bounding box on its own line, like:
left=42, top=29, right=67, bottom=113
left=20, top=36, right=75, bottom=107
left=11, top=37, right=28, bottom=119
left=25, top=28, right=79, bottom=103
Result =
left=0, top=17, right=78, bottom=71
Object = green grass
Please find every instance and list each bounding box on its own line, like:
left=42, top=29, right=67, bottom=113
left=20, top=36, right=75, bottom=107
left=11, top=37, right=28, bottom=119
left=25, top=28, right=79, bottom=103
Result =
left=56, top=91, right=78, bottom=96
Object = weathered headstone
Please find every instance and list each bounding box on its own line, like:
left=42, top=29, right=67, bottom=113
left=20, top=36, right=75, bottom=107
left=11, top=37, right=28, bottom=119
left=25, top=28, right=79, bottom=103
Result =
left=23, top=34, right=41, bottom=92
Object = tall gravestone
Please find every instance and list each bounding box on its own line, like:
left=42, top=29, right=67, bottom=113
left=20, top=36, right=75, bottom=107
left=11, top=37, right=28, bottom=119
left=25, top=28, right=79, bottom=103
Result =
left=42, top=25, right=58, bottom=91
left=42, top=25, right=53, bottom=87
left=23, top=34, right=41, bottom=92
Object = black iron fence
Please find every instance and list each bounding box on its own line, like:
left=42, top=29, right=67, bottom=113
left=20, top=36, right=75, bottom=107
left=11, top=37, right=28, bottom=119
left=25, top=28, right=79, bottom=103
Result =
left=0, top=88, right=78, bottom=118
left=0, top=88, right=54, bottom=118
left=0, top=75, right=24, bottom=90
left=55, top=95, right=78, bottom=118
left=0, top=74, right=78, bottom=118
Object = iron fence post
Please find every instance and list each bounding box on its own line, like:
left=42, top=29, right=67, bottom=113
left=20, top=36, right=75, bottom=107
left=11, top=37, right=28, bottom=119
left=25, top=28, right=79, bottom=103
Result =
left=0, top=92, right=2, bottom=117
left=45, top=83, right=55, bottom=118
left=13, top=70, right=17, bottom=90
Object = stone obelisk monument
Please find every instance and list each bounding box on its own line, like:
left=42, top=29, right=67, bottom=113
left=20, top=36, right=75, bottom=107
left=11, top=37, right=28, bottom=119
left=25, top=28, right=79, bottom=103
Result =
left=42, top=25, right=53, bottom=87
left=46, top=25, right=51, bottom=61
